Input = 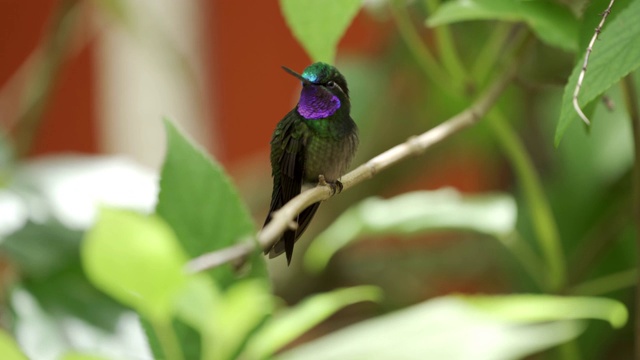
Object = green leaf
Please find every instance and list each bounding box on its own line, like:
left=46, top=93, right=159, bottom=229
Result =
left=3, top=221, right=126, bottom=329
left=304, top=189, right=516, bottom=272
left=461, top=294, right=628, bottom=328
left=555, top=0, right=640, bottom=145
left=278, top=294, right=626, bottom=360
left=82, top=207, right=188, bottom=321
left=280, top=0, right=362, bottom=63
left=426, top=0, right=578, bottom=52
left=175, top=278, right=272, bottom=360
left=0, top=128, right=14, bottom=186
left=1, top=220, right=82, bottom=279
left=0, top=330, right=28, bottom=360
left=60, top=353, right=109, bottom=360
left=211, top=280, right=273, bottom=360
left=156, top=119, right=265, bottom=288
left=243, top=286, right=381, bottom=360
left=90, top=0, right=128, bottom=24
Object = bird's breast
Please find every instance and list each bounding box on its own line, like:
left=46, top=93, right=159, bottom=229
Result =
left=303, top=129, right=358, bottom=183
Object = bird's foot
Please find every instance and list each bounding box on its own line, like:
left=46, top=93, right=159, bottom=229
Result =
left=318, top=175, right=343, bottom=195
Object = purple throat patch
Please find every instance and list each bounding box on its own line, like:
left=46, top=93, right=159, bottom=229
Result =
left=297, top=85, right=341, bottom=119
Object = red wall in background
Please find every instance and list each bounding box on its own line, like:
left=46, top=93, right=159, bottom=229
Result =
left=208, top=2, right=385, bottom=166
left=0, top=1, right=383, bottom=165
left=0, top=0, right=98, bottom=156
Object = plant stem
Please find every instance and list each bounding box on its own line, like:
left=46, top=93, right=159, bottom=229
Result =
left=10, top=0, right=80, bottom=158
left=502, top=232, right=547, bottom=290
left=152, top=320, right=185, bottom=360
left=423, top=0, right=468, bottom=88
left=621, top=73, right=640, bottom=360
left=486, top=110, right=566, bottom=291
left=389, top=0, right=457, bottom=95
left=472, top=23, right=515, bottom=86
left=570, top=268, right=637, bottom=296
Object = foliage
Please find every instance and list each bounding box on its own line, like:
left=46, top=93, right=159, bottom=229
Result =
left=1, top=0, right=639, bottom=359
left=279, top=0, right=362, bottom=63
left=556, top=0, right=640, bottom=144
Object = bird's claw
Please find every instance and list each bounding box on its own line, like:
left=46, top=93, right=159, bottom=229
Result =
left=317, top=175, right=343, bottom=195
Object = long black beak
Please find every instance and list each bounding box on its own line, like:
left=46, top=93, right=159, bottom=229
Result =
left=281, top=66, right=311, bottom=85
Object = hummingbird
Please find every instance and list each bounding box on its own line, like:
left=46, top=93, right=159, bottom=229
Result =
left=263, top=62, right=359, bottom=265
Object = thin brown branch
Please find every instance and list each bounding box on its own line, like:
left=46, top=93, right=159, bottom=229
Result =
left=185, top=62, right=518, bottom=273
left=572, top=0, right=615, bottom=125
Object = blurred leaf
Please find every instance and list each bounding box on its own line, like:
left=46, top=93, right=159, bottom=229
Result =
left=426, top=0, right=578, bottom=51
left=555, top=0, right=640, bottom=145
left=0, top=129, right=13, bottom=186
left=11, top=287, right=151, bottom=360
left=176, top=277, right=272, bottom=360
left=90, top=0, right=128, bottom=24
left=0, top=330, right=28, bottom=360
left=305, top=189, right=517, bottom=272
left=60, top=353, right=109, bottom=360
left=212, top=280, right=273, bottom=360
left=243, top=286, right=382, bottom=360
left=277, top=294, right=625, bottom=360
left=27, top=269, right=125, bottom=331
left=173, top=276, right=221, bottom=333
left=280, top=0, right=361, bottom=63
left=2, top=221, right=126, bottom=329
left=2, top=220, right=82, bottom=279
left=82, top=207, right=188, bottom=321
left=461, top=295, right=628, bottom=328
left=156, top=120, right=265, bottom=288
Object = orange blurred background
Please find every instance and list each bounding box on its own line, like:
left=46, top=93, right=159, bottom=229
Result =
left=0, top=0, right=386, bottom=167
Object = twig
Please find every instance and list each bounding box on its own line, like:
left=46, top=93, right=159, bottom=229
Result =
left=572, top=0, right=615, bottom=125
left=9, top=0, right=81, bottom=158
left=186, top=62, right=518, bottom=273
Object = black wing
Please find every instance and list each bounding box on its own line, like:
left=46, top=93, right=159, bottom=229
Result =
left=263, top=112, right=321, bottom=264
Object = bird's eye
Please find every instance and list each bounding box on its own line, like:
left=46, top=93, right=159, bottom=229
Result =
left=327, top=80, right=336, bottom=87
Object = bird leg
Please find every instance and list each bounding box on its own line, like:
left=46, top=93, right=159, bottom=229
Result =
left=317, top=175, right=343, bottom=195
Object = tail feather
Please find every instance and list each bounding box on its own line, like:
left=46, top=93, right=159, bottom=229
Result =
left=266, top=202, right=321, bottom=264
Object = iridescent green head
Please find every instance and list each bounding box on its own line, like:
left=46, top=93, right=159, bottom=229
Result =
left=300, top=62, right=349, bottom=96
left=282, top=62, right=349, bottom=97
left=281, top=62, right=351, bottom=120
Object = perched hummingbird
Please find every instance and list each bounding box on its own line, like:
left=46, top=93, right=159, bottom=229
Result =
left=263, top=62, right=359, bottom=264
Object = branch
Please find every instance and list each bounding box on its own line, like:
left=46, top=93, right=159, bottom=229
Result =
left=8, top=0, right=82, bottom=158
left=185, top=63, right=518, bottom=274
left=572, top=0, right=615, bottom=125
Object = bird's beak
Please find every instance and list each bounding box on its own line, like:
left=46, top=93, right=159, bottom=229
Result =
left=281, top=66, right=311, bottom=85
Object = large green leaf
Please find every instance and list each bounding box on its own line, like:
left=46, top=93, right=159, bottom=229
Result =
left=426, top=0, right=578, bottom=52
left=2, top=221, right=126, bottom=329
left=156, top=120, right=266, bottom=288
left=305, top=189, right=517, bottom=272
left=82, top=208, right=188, bottom=322
left=280, top=0, right=362, bottom=63
left=176, top=278, right=272, bottom=360
left=0, top=330, right=27, bottom=360
left=278, top=294, right=627, bottom=360
left=555, top=0, right=640, bottom=145
left=243, top=286, right=382, bottom=360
